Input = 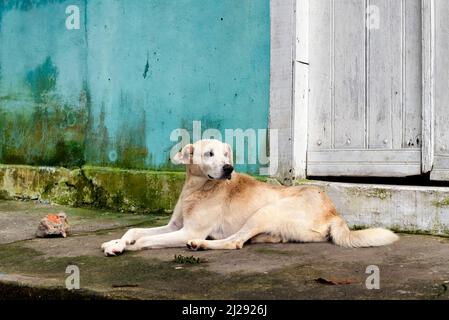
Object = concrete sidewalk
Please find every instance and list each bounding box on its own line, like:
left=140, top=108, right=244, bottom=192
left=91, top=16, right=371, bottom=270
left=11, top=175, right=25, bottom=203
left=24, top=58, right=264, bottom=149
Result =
left=0, top=200, right=448, bottom=300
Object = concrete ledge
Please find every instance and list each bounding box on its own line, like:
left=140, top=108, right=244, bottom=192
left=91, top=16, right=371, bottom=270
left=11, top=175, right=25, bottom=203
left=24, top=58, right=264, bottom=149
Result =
left=0, top=165, right=185, bottom=214
left=300, top=181, right=449, bottom=236
left=1, top=164, right=449, bottom=234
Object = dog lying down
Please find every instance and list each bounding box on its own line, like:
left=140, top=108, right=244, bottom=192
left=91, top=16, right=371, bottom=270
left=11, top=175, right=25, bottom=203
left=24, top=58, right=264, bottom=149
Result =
left=101, top=139, right=398, bottom=256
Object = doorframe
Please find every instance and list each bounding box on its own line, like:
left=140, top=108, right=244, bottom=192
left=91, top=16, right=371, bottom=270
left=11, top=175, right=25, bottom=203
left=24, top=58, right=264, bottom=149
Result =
left=421, top=0, right=435, bottom=173
left=269, top=0, right=308, bottom=181
left=269, top=0, right=297, bottom=183
left=270, top=0, right=436, bottom=180
left=293, top=0, right=309, bottom=180
left=269, top=0, right=308, bottom=182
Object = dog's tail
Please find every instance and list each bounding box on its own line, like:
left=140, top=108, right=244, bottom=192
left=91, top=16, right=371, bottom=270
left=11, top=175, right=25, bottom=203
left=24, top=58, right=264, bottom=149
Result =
left=329, top=216, right=399, bottom=247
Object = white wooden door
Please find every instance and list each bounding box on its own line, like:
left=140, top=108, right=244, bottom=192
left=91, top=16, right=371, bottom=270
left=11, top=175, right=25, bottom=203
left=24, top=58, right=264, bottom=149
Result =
left=431, top=0, right=449, bottom=181
left=306, top=0, right=423, bottom=177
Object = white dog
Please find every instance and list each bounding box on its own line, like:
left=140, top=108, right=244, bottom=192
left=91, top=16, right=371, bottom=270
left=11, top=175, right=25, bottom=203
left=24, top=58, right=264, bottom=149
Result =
left=101, top=139, right=398, bottom=256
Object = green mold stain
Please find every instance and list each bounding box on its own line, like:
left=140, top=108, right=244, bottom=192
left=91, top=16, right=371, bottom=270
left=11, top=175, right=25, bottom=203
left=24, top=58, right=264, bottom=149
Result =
left=25, top=56, right=58, bottom=103
left=173, top=254, right=205, bottom=264
left=433, top=198, right=449, bottom=208
left=349, top=187, right=391, bottom=200
left=0, top=101, right=88, bottom=167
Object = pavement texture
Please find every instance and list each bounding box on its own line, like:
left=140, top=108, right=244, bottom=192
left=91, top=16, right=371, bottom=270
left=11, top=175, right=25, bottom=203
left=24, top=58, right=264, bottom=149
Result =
left=0, top=200, right=448, bottom=300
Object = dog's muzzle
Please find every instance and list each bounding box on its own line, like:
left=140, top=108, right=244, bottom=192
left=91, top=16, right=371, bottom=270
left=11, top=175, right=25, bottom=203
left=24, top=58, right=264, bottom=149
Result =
left=222, top=164, right=234, bottom=180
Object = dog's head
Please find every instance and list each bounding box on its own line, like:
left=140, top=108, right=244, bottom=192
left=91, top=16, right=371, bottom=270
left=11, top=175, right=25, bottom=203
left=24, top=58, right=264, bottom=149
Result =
left=172, top=139, right=234, bottom=180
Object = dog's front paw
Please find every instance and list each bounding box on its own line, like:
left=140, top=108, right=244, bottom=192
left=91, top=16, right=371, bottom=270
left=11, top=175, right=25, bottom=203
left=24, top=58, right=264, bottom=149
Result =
left=101, top=239, right=126, bottom=257
left=186, top=239, right=207, bottom=251
left=101, top=239, right=115, bottom=250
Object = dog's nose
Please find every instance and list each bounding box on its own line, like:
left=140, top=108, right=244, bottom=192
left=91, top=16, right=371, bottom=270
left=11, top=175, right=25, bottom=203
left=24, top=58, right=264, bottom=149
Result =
left=223, top=164, right=234, bottom=174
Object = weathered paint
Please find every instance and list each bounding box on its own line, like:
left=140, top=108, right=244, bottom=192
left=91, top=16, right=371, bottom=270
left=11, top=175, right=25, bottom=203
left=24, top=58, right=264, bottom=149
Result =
left=0, top=0, right=270, bottom=173
left=301, top=180, right=449, bottom=236
left=0, top=0, right=87, bottom=167
left=306, top=0, right=423, bottom=178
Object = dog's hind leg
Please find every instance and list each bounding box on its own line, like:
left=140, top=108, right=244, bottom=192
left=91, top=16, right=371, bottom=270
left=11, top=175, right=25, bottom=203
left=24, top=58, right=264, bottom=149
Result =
left=250, top=233, right=283, bottom=244
left=122, top=224, right=180, bottom=244
left=187, top=204, right=278, bottom=250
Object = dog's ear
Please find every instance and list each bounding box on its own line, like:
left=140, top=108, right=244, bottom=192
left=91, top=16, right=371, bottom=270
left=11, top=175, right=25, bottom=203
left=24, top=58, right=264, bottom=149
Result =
left=172, top=144, right=194, bottom=165
left=225, top=143, right=233, bottom=165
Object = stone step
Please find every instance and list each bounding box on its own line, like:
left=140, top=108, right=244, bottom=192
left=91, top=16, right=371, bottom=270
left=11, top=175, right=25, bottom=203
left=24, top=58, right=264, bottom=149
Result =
left=299, top=180, right=449, bottom=236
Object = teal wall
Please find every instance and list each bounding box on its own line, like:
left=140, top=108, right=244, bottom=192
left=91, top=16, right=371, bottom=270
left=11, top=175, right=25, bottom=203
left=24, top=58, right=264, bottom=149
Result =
left=0, top=0, right=270, bottom=173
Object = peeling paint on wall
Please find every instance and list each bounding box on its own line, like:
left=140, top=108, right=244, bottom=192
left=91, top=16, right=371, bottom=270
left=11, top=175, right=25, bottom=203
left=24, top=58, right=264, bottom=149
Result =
left=0, top=0, right=270, bottom=173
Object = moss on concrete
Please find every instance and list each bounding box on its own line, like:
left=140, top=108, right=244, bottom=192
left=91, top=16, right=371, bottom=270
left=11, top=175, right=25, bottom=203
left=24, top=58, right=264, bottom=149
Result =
left=0, top=282, right=107, bottom=300
left=0, top=242, right=324, bottom=300
left=173, top=254, right=205, bottom=264
left=0, top=165, right=185, bottom=214
left=0, top=190, right=12, bottom=200
left=0, top=245, right=44, bottom=269
left=0, top=164, right=275, bottom=215
left=82, top=166, right=185, bottom=213
left=293, top=178, right=311, bottom=185
left=1, top=218, right=448, bottom=299
left=349, top=187, right=392, bottom=200
left=351, top=225, right=449, bottom=238
left=254, top=248, right=291, bottom=255
left=433, top=198, right=449, bottom=208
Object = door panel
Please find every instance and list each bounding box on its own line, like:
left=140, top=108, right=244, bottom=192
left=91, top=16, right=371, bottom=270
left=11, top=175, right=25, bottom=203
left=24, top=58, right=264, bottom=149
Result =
left=307, top=149, right=421, bottom=177
left=403, top=0, right=423, bottom=149
left=308, top=0, right=332, bottom=150
left=333, top=0, right=366, bottom=149
left=307, top=0, right=422, bottom=177
left=431, top=0, right=449, bottom=181
left=368, top=0, right=402, bottom=149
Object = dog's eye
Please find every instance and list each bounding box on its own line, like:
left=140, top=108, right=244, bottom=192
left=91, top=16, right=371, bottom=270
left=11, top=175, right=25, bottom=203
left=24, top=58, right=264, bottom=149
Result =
left=205, top=151, right=214, bottom=157
left=224, top=152, right=228, bottom=157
